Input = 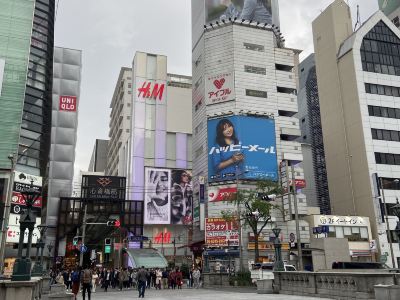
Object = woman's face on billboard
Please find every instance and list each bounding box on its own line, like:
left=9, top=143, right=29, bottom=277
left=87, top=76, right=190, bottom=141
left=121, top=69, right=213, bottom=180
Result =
left=222, top=123, right=234, bottom=138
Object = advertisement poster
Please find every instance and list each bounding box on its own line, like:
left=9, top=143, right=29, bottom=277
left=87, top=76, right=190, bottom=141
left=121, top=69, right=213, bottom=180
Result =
left=205, top=217, right=239, bottom=246
left=208, top=185, right=237, bottom=202
left=6, top=214, right=41, bottom=243
left=144, top=168, right=171, bottom=224
left=205, top=71, right=235, bottom=105
left=379, top=0, right=399, bottom=16
left=11, top=172, right=42, bottom=214
left=207, top=116, right=278, bottom=182
left=171, top=169, right=193, bottom=225
left=206, top=0, right=278, bottom=25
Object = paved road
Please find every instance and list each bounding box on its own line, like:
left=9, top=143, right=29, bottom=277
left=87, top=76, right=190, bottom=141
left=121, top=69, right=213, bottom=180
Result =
left=75, top=287, right=331, bottom=300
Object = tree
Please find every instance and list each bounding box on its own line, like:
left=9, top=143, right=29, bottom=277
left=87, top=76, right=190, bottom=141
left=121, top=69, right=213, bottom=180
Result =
left=221, top=180, right=283, bottom=264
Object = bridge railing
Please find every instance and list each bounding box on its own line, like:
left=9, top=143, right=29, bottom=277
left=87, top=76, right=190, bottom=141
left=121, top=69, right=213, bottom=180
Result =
left=273, top=271, right=399, bottom=299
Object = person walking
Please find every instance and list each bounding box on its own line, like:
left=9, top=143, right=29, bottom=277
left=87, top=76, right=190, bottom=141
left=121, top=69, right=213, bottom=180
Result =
left=169, top=269, right=176, bottom=289
left=92, top=270, right=99, bottom=293
left=81, top=265, right=93, bottom=300
left=193, top=267, right=201, bottom=289
left=137, top=266, right=148, bottom=298
left=162, top=269, right=169, bottom=289
left=175, top=268, right=183, bottom=290
left=71, top=267, right=81, bottom=300
left=103, top=268, right=111, bottom=292
left=155, top=268, right=162, bottom=289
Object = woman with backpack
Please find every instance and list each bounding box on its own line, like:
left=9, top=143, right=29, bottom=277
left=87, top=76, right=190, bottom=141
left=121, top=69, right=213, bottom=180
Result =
left=71, top=267, right=81, bottom=300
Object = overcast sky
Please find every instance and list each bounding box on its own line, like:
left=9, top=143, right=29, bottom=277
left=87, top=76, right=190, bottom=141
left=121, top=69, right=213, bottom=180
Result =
left=54, top=0, right=379, bottom=178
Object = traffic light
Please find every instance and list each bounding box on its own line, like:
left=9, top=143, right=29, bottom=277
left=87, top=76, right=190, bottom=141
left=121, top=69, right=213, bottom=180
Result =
left=73, top=236, right=82, bottom=246
left=105, top=238, right=111, bottom=245
left=106, top=219, right=120, bottom=227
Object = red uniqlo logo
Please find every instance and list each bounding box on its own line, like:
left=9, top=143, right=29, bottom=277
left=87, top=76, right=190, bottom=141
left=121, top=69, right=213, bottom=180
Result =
left=59, top=96, right=77, bottom=112
left=137, top=82, right=165, bottom=101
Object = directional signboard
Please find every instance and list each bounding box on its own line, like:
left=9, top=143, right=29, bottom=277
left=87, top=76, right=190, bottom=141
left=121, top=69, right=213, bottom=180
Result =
left=129, top=235, right=149, bottom=242
left=80, top=244, right=87, bottom=253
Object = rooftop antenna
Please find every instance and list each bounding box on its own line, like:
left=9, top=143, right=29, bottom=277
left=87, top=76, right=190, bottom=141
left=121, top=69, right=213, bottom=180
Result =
left=354, top=4, right=361, bottom=31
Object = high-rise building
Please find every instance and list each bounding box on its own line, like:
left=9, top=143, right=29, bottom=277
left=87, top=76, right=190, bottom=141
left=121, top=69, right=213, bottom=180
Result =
left=379, top=0, right=400, bottom=27
left=89, top=139, right=109, bottom=173
left=313, top=0, right=400, bottom=267
left=297, top=54, right=331, bottom=214
left=46, top=47, right=82, bottom=252
left=192, top=0, right=310, bottom=269
left=0, top=0, right=55, bottom=271
left=107, top=67, right=132, bottom=176
left=113, top=52, right=194, bottom=263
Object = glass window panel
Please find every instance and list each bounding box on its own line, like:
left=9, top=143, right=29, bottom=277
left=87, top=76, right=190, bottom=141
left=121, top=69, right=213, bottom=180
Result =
left=144, top=130, right=155, bottom=158
left=336, top=227, right=344, bottom=238
left=387, top=154, right=395, bottom=165
left=166, top=133, right=176, bottom=160
left=371, top=84, right=378, bottom=94
left=381, top=107, right=388, bottom=117
left=360, top=227, right=368, bottom=239
left=343, top=227, right=351, bottom=236
left=377, top=129, right=383, bottom=140
left=388, top=108, right=396, bottom=118
left=391, top=130, right=399, bottom=141
left=372, top=129, right=378, bottom=139
left=351, top=227, right=360, bottom=233
left=378, top=85, right=385, bottom=95
left=145, top=104, right=156, bottom=130
left=146, top=55, right=157, bottom=79
left=385, top=86, right=393, bottom=96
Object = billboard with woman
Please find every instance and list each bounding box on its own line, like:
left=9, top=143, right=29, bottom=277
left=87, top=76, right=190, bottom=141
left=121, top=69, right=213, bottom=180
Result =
left=171, top=169, right=193, bottom=225
left=207, top=115, right=278, bottom=182
left=206, top=0, right=279, bottom=26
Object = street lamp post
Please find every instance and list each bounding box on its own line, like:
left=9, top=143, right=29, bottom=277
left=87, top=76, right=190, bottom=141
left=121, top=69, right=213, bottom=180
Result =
left=31, top=224, right=47, bottom=277
left=11, top=180, right=41, bottom=281
left=272, top=227, right=284, bottom=271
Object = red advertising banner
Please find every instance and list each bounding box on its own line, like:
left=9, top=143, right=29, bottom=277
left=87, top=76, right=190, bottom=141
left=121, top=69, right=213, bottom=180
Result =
left=208, top=185, right=237, bottom=202
left=205, top=217, right=239, bottom=246
left=59, top=95, right=77, bottom=112
left=12, top=192, right=42, bottom=208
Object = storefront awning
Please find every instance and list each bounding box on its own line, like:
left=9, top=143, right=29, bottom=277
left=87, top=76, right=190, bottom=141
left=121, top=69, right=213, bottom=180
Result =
left=124, top=248, right=168, bottom=268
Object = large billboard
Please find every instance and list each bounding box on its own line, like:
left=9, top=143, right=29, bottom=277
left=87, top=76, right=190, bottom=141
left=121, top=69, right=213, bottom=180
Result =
left=205, top=217, right=239, bottom=246
left=144, top=168, right=171, bottom=224
left=11, top=171, right=42, bottom=215
left=379, top=0, right=399, bottom=16
left=171, top=169, right=193, bottom=225
left=207, top=116, right=278, bottom=182
left=81, top=175, right=126, bottom=201
left=206, top=0, right=279, bottom=25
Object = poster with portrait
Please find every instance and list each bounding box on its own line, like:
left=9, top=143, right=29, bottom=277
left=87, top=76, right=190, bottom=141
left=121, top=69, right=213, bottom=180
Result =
left=144, top=168, right=171, bottom=224
left=206, top=0, right=279, bottom=26
left=171, top=169, right=193, bottom=225
left=207, top=115, right=278, bottom=182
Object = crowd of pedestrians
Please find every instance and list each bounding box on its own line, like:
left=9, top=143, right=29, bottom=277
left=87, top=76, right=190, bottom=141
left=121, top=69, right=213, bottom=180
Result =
left=49, top=265, right=202, bottom=299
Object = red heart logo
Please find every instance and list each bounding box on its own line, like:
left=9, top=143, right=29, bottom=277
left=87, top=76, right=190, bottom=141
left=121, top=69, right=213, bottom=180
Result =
left=213, top=78, right=225, bottom=89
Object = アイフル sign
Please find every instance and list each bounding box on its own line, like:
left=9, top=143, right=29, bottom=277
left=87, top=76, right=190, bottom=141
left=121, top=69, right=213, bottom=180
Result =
left=205, top=72, right=235, bottom=105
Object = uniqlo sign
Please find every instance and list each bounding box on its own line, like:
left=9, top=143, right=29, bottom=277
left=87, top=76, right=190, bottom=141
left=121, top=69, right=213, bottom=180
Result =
left=59, top=95, right=77, bottom=111
left=136, top=78, right=167, bottom=103
left=205, top=71, right=235, bottom=105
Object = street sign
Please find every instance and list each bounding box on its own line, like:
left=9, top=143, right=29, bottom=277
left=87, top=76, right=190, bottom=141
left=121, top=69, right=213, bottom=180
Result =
left=312, top=226, right=329, bottom=235
left=80, top=244, right=87, bottom=253
left=129, top=235, right=149, bottom=242
left=104, top=245, right=111, bottom=254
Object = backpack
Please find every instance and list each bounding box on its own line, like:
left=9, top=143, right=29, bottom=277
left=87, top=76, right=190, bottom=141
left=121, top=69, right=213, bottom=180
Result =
left=71, top=271, right=80, bottom=283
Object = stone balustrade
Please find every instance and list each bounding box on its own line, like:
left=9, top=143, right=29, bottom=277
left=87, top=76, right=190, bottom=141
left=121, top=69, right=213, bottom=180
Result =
left=273, top=271, right=398, bottom=299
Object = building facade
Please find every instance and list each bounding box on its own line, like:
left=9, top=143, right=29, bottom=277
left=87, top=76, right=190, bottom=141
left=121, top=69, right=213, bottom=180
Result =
left=107, top=67, right=132, bottom=177
left=0, top=0, right=55, bottom=272
left=46, top=47, right=82, bottom=253
left=313, top=0, right=400, bottom=267
left=124, top=52, right=193, bottom=263
left=297, top=54, right=331, bottom=214
left=192, top=0, right=311, bottom=270
left=89, top=139, right=109, bottom=173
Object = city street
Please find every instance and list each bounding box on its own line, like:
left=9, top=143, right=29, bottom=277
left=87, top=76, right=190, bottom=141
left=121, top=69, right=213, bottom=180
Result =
left=75, top=288, right=332, bottom=300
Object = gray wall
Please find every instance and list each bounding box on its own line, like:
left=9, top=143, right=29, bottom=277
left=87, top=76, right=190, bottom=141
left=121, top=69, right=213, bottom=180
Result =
left=47, top=47, right=82, bottom=248
left=89, top=139, right=109, bottom=172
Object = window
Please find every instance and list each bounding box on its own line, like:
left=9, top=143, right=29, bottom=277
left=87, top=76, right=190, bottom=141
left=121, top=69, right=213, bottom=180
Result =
left=371, top=128, right=400, bottom=142
left=361, top=21, right=400, bottom=76
left=276, top=64, right=293, bottom=72
left=393, top=16, right=400, bottom=28
left=365, top=83, right=400, bottom=97
left=246, top=89, right=267, bottom=98
left=369, top=105, right=400, bottom=119
left=244, top=65, right=266, bottom=75
left=375, top=152, right=400, bottom=165
left=243, top=42, right=264, bottom=52
left=277, top=86, right=297, bottom=95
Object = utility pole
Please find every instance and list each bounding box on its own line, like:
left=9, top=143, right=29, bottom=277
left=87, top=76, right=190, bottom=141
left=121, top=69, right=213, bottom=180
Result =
left=291, top=164, right=303, bottom=271
left=0, top=154, right=15, bottom=275
left=235, top=166, right=243, bottom=272
left=79, top=204, right=88, bottom=267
